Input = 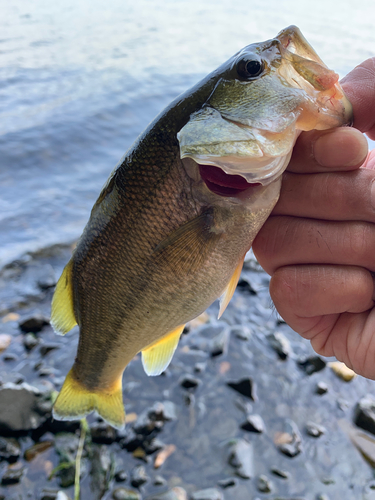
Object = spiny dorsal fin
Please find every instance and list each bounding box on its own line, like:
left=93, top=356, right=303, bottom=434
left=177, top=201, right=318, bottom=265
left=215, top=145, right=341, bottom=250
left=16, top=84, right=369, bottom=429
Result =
left=51, top=259, right=78, bottom=335
left=142, top=325, right=185, bottom=376
left=218, top=255, right=245, bottom=319
left=53, top=368, right=125, bottom=429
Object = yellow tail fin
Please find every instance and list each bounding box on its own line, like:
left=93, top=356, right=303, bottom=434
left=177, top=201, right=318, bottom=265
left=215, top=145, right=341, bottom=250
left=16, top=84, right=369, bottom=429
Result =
left=53, top=368, right=125, bottom=429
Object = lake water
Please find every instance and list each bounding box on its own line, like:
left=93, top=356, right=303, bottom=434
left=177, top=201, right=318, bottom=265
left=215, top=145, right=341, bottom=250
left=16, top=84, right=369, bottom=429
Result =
left=1, top=0, right=374, bottom=268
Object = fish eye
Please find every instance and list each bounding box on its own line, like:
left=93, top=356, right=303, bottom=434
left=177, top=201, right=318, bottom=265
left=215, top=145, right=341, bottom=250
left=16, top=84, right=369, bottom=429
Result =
left=236, top=58, right=264, bottom=79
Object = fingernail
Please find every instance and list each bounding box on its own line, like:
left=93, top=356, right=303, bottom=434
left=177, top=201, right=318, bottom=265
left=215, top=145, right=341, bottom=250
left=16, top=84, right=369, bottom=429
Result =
left=314, top=128, right=368, bottom=168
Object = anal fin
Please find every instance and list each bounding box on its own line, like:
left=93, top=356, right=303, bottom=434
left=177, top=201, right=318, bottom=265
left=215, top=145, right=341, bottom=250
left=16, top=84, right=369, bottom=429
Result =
left=142, top=325, right=185, bottom=376
left=51, top=259, right=78, bottom=335
left=218, top=256, right=245, bottom=319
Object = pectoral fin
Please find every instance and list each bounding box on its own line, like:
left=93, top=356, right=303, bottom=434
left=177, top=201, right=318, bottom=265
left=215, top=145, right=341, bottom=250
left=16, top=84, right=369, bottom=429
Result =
left=142, top=325, right=185, bottom=376
left=51, top=259, right=78, bottom=335
left=218, top=256, right=245, bottom=319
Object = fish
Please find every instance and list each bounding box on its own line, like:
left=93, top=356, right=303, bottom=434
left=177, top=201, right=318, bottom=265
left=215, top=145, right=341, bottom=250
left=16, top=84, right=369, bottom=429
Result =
left=51, top=26, right=352, bottom=429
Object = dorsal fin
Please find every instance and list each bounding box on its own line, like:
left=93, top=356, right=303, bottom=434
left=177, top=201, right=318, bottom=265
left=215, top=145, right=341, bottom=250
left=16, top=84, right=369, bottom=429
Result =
left=51, top=259, right=78, bottom=335
left=218, top=255, right=245, bottom=319
left=141, top=325, right=185, bottom=376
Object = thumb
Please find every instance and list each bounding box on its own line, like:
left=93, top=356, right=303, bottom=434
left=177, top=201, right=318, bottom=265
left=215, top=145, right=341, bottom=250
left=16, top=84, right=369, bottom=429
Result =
left=341, top=57, right=375, bottom=139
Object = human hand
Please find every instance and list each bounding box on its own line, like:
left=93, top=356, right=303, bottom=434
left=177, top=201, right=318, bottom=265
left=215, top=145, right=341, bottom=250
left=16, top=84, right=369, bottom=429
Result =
left=252, top=58, right=375, bottom=379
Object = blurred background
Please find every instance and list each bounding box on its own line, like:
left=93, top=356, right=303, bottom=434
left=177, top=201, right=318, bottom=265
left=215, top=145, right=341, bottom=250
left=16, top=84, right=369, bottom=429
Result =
left=1, top=0, right=374, bottom=269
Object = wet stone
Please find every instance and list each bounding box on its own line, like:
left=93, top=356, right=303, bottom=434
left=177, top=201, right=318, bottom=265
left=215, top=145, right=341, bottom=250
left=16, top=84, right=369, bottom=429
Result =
left=40, top=489, right=60, bottom=500
left=1, top=465, right=24, bottom=485
left=231, top=326, right=251, bottom=341
left=210, top=330, right=229, bottom=357
left=112, top=488, right=141, bottom=500
left=146, top=488, right=187, bottom=500
left=153, top=475, right=166, bottom=486
left=191, top=488, right=223, bottom=500
left=227, top=377, right=257, bottom=401
left=194, top=362, right=206, bottom=373
left=0, top=334, right=11, bottom=352
left=237, top=277, right=257, bottom=294
left=23, top=333, right=39, bottom=351
left=316, top=382, right=328, bottom=395
left=148, top=401, right=177, bottom=422
left=298, top=356, right=326, bottom=375
left=114, top=470, right=128, bottom=482
left=240, top=414, right=265, bottom=433
left=19, top=314, right=50, bottom=333
left=267, top=332, right=291, bottom=360
left=270, top=467, right=289, bottom=479
left=91, top=422, right=117, bottom=444
left=0, top=382, right=52, bottom=433
left=180, top=375, right=200, bottom=389
left=305, top=421, right=326, bottom=438
left=276, top=419, right=302, bottom=458
left=228, top=439, right=254, bottom=479
left=257, top=474, right=272, bottom=493
left=0, top=437, right=21, bottom=462
left=39, top=343, right=60, bottom=357
left=354, top=396, right=375, bottom=435
left=217, top=477, right=237, bottom=488
left=131, top=464, right=149, bottom=488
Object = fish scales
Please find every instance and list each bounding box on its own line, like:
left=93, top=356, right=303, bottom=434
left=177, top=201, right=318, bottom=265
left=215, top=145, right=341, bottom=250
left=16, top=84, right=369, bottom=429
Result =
left=51, top=26, right=352, bottom=428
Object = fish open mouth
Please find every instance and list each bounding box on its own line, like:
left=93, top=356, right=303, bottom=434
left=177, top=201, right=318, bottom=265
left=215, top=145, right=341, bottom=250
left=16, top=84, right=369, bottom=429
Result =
left=198, top=163, right=261, bottom=197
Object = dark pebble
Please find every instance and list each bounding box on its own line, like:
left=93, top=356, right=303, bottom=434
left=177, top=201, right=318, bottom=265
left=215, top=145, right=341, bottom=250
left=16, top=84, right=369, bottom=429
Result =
left=316, top=382, right=328, bottom=395
left=191, top=488, right=223, bottom=500
left=217, top=477, right=237, bottom=488
left=194, top=362, right=206, bottom=373
left=267, top=332, right=290, bottom=360
left=227, top=377, right=257, bottom=401
left=210, top=330, right=229, bottom=357
left=316, top=494, right=330, bottom=500
left=305, top=421, right=326, bottom=438
left=23, top=333, right=39, bottom=351
left=148, top=401, right=177, bottom=422
left=237, top=278, right=257, bottom=295
left=153, top=475, right=167, bottom=486
left=91, top=422, right=117, bottom=444
left=19, top=314, right=50, bottom=333
left=180, top=375, right=200, bottom=389
left=257, top=474, right=272, bottom=493
left=277, top=419, right=302, bottom=458
left=1, top=465, right=24, bottom=485
left=298, top=356, right=326, bottom=375
left=40, top=489, right=60, bottom=500
left=114, top=470, right=128, bottom=483
left=39, top=343, right=60, bottom=357
left=270, top=467, right=289, bottom=479
left=0, top=437, right=21, bottom=462
left=240, top=414, right=265, bottom=433
left=130, top=464, right=149, bottom=488
left=354, top=396, right=375, bottom=435
left=231, top=326, right=251, bottom=341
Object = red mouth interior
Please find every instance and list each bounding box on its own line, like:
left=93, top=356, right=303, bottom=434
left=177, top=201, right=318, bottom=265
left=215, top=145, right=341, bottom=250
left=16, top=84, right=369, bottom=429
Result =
left=199, top=164, right=260, bottom=197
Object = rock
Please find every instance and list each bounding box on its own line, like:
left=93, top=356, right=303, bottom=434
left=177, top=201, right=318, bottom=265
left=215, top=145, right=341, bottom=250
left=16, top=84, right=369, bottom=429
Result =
left=316, top=494, right=330, bottom=500
left=130, top=464, right=149, bottom=488
left=267, top=332, right=291, bottom=360
left=0, top=437, right=21, bottom=462
left=305, top=422, right=326, bottom=438
left=256, top=474, right=272, bottom=493
left=227, top=377, right=257, bottom=401
left=23, top=333, right=39, bottom=351
left=210, top=330, right=229, bottom=357
left=228, top=439, right=254, bottom=479
left=270, top=467, right=289, bottom=479
left=112, top=489, right=141, bottom=500
left=328, top=361, right=356, bottom=382
left=114, top=470, right=128, bottom=482
left=237, top=278, right=257, bottom=295
left=354, top=396, right=375, bottom=435
left=1, top=465, right=24, bottom=485
left=217, top=478, right=237, bottom=488
left=90, top=445, right=113, bottom=499
left=24, top=440, right=53, bottom=461
left=39, top=343, right=60, bottom=357
left=19, top=314, right=50, bottom=333
left=0, top=334, right=11, bottom=352
left=240, top=414, right=265, bottom=433
left=315, top=382, right=328, bottom=395
left=191, top=488, right=223, bottom=500
left=153, top=475, right=166, bottom=486
left=231, top=326, right=251, bottom=341
left=146, top=488, right=187, bottom=500
left=56, top=493, right=71, bottom=500
left=91, top=422, right=117, bottom=444
left=37, top=264, right=56, bottom=290
left=0, top=382, right=52, bottom=433
left=148, top=401, right=177, bottom=422
left=180, top=375, right=200, bottom=389
left=298, top=356, right=326, bottom=375
left=275, top=419, right=302, bottom=458
left=40, top=489, right=60, bottom=500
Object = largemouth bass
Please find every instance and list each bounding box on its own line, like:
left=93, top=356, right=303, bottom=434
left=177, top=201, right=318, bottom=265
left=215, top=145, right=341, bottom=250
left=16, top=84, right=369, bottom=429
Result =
left=51, top=26, right=352, bottom=428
